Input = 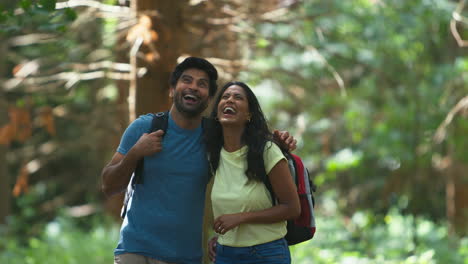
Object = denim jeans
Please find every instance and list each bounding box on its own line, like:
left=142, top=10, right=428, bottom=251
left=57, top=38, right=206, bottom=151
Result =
left=114, top=253, right=176, bottom=264
left=215, top=238, right=291, bottom=264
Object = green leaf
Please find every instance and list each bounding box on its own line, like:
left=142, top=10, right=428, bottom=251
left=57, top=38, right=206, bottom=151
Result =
left=0, top=11, right=7, bottom=23
left=19, top=0, right=33, bottom=10
left=64, top=8, right=77, bottom=21
left=256, top=38, right=270, bottom=48
left=39, top=0, right=56, bottom=11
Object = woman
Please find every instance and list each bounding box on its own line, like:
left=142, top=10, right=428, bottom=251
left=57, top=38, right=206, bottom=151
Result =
left=205, top=81, right=301, bottom=264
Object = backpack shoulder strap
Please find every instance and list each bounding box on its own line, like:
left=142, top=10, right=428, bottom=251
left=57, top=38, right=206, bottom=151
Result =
left=133, top=111, right=169, bottom=185
left=201, top=116, right=209, bottom=131
left=263, top=148, right=295, bottom=206
left=150, top=111, right=169, bottom=133
left=264, top=150, right=308, bottom=205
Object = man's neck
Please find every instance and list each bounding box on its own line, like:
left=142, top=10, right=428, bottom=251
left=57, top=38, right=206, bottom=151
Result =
left=169, top=106, right=203, bottom=130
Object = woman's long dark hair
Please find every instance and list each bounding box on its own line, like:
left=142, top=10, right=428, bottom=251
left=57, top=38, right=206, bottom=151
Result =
left=205, top=81, right=273, bottom=182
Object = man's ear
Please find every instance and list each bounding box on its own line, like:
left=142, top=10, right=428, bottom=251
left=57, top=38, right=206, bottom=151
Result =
left=169, top=86, right=174, bottom=98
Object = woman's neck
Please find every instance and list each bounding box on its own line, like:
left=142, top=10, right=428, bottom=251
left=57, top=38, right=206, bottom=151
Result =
left=222, top=125, right=245, bottom=152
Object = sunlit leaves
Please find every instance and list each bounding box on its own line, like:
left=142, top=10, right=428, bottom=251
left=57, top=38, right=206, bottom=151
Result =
left=242, top=0, right=467, bottom=221
left=290, top=191, right=468, bottom=263
left=256, top=38, right=270, bottom=48
left=0, top=217, right=120, bottom=264
left=0, top=0, right=76, bottom=35
left=325, top=148, right=363, bottom=172
left=455, top=57, right=468, bottom=72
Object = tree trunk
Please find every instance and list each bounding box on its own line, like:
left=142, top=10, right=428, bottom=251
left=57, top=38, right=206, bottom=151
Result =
left=131, top=0, right=186, bottom=117
left=447, top=160, right=468, bottom=236
left=446, top=119, right=468, bottom=236
left=0, top=41, right=11, bottom=225
left=105, top=0, right=186, bottom=219
left=0, top=0, right=18, bottom=228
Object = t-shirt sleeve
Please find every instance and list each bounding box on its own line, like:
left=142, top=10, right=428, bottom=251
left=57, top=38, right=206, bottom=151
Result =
left=263, top=142, right=286, bottom=175
left=116, top=114, right=153, bottom=155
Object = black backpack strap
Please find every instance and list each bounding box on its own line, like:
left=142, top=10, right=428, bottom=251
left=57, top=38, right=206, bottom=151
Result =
left=133, top=111, right=169, bottom=185
left=263, top=175, right=276, bottom=206
left=263, top=150, right=298, bottom=207
left=201, top=117, right=208, bottom=131
left=150, top=111, right=169, bottom=133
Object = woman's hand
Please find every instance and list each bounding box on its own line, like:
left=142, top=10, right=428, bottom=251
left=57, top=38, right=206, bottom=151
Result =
left=213, top=213, right=245, bottom=235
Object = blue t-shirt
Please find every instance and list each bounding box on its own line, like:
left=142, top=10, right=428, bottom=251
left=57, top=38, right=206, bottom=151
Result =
left=114, top=113, right=209, bottom=264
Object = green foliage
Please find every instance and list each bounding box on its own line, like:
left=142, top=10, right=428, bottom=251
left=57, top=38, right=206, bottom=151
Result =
left=291, top=191, right=468, bottom=264
left=2, top=0, right=119, bottom=241
left=0, top=0, right=76, bottom=35
left=0, top=216, right=119, bottom=264
left=242, top=0, right=468, bottom=220
left=1, top=199, right=467, bottom=264
left=1, top=0, right=467, bottom=261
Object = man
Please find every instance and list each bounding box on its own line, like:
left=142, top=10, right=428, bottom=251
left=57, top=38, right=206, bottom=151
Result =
left=101, top=57, right=296, bottom=264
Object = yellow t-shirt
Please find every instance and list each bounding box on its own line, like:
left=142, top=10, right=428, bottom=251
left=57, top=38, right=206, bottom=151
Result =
left=211, top=142, right=286, bottom=247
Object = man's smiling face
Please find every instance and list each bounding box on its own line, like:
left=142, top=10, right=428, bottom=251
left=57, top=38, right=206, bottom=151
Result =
left=171, top=68, right=210, bottom=118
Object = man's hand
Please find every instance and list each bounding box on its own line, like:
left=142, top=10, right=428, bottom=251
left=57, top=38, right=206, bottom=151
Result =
left=208, top=236, right=218, bottom=262
left=132, top=130, right=164, bottom=158
left=273, top=130, right=297, bottom=152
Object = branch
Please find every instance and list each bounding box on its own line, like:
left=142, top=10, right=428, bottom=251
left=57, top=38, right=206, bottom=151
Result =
left=55, top=0, right=159, bottom=18
left=4, top=69, right=147, bottom=91
left=202, top=4, right=327, bottom=26
left=305, top=45, right=346, bottom=97
left=56, top=0, right=131, bottom=13
left=434, top=95, right=468, bottom=143
left=207, top=15, right=246, bottom=26
left=246, top=29, right=348, bottom=97
left=4, top=60, right=148, bottom=90
left=128, top=36, right=144, bottom=121
left=201, top=57, right=246, bottom=69
left=8, top=34, right=57, bottom=47
left=451, top=0, right=468, bottom=47
left=69, top=61, right=141, bottom=72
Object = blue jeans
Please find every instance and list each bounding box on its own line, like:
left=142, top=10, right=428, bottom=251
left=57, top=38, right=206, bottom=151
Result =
left=215, top=238, right=291, bottom=264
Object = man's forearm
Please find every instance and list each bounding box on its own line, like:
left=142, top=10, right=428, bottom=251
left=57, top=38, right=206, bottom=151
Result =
left=101, top=150, right=141, bottom=196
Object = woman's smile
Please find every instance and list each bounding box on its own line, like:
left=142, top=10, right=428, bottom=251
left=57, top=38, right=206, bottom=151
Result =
left=217, top=85, right=249, bottom=125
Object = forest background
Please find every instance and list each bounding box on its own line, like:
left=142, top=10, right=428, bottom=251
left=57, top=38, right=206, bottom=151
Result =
left=1, top=0, right=468, bottom=263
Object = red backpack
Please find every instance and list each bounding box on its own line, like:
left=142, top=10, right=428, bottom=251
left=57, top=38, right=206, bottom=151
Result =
left=265, top=152, right=317, bottom=245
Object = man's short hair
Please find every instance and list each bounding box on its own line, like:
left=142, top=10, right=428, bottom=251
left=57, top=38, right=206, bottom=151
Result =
left=169, top=57, right=218, bottom=96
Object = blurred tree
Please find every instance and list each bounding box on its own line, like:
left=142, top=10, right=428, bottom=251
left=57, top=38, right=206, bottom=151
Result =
left=0, top=0, right=303, bottom=238
left=0, top=42, right=10, bottom=225
left=240, top=0, right=468, bottom=235
left=2, top=0, right=465, bottom=244
left=0, top=0, right=19, bottom=226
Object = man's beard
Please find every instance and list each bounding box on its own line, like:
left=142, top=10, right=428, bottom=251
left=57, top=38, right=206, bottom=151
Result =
left=173, top=90, right=208, bottom=118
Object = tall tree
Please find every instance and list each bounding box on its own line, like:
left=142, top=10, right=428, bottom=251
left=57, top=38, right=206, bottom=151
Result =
left=0, top=0, right=20, bottom=226
left=0, top=42, right=10, bottom=225
left=128, top=0, right=178, bottom=118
